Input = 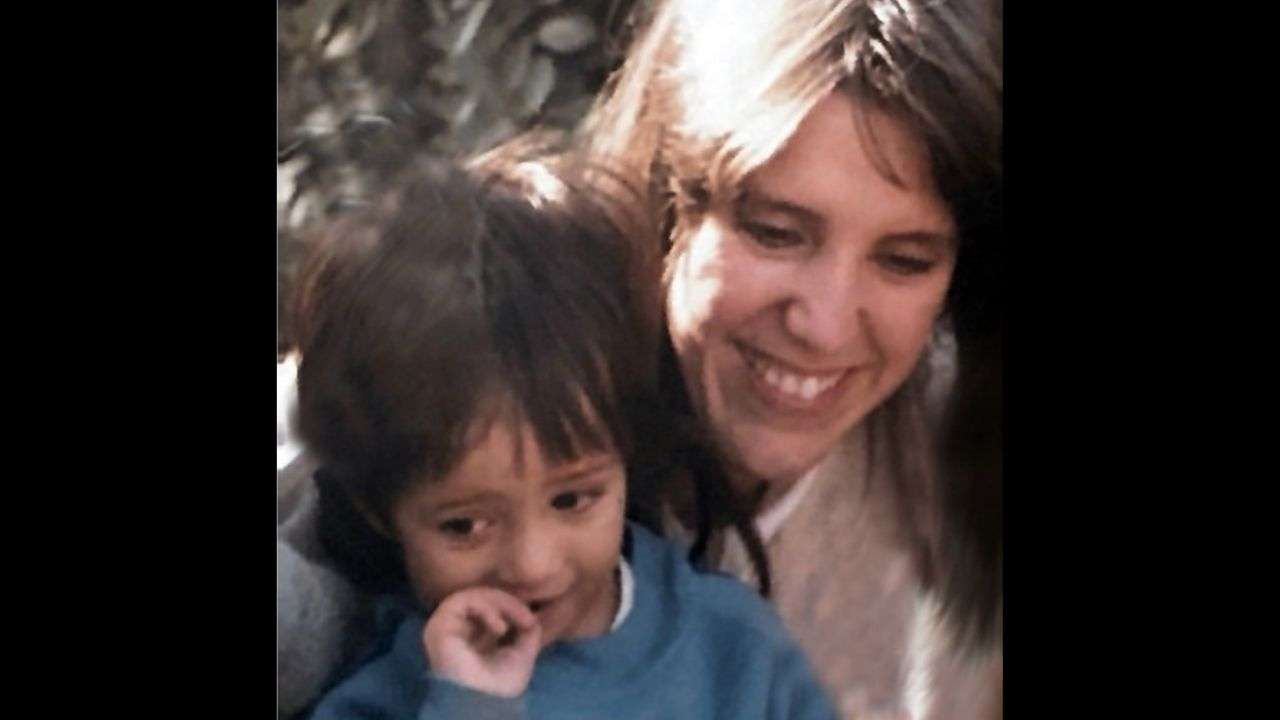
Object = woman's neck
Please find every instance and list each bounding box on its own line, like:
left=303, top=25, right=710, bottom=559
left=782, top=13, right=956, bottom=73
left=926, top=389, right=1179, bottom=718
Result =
left=726, top=464, right=799, bottom=520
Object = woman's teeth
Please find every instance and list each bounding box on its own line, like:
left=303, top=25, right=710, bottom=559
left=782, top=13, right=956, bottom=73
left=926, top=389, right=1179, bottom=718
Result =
left=747, top=353, right=844, bottom=402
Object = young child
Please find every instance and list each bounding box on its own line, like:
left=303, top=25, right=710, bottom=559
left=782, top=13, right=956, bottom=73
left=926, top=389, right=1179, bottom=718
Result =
left=291, top=151, right=838, bottom=719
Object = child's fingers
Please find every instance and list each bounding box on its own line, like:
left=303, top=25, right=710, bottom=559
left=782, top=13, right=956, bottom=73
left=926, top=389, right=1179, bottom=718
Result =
left=460, top=587, right=538, bottom=628
left=481, top=589, right=539, bottom=632
left=423, top=586, right=543, bottom=698
left=468, top=598, right=511, bottom=642
left=446, top=587, right=541, bottom=644
left=503, top=612, right=542, bottom=655
left=426, top=590, right=498, bottom=650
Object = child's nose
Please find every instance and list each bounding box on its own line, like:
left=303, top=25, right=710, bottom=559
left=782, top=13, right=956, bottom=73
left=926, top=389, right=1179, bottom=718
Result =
left=495, top=520, right=562, bottom=595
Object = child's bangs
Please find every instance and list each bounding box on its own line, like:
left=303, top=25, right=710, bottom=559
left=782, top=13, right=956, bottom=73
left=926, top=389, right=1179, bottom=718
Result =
left=487, top=297, right=627, bottom=471
left=429, top=361, right=618, bottom=482
left=479, top=191, right=636, bottom=470
left=513, top=355, right=621, bottom=471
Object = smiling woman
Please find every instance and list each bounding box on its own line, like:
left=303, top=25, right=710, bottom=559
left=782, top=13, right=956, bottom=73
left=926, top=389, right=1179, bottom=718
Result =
left=576, top=0, right=1002, bottom=717
left=666, top=95, right=958, bottom=505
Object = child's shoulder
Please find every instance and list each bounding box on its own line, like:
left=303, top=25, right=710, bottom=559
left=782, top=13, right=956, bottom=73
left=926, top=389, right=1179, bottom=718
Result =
left=624, top=522, right=839, bottom=717
left=626, top=522, right=791, bottom=645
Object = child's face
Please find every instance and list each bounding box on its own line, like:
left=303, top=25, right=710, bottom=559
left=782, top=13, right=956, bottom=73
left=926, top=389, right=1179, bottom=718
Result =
left=389, top=417, right=627, bottom=647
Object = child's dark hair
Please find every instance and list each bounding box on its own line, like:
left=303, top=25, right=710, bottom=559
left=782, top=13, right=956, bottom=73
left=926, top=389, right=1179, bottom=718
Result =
left=293, top=146, right=663, bottom=594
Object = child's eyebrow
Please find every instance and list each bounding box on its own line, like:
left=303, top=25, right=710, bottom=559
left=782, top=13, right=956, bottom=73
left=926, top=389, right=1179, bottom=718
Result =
left=546, top=457, right=622, bottom=485
left=423, top=491, right=505, bottom=516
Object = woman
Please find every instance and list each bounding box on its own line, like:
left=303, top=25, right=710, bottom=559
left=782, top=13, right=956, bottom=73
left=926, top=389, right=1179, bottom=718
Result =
left=576, top=0, right=1002, bottom=717
left=278, top=0, right=1002, bottom=717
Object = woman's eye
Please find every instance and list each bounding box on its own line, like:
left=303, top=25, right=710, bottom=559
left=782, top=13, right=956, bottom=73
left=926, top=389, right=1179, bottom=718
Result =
left=877, top=253, right=935, bottom=276
left=739, top=219, right=805, bottom=250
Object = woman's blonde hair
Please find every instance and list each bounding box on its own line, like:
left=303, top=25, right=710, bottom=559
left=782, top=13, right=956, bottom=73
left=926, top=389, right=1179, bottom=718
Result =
left=581, top=0, right=1000, bottom=258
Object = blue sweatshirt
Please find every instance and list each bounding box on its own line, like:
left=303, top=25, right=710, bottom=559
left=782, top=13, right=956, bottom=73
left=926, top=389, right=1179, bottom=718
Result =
left=308, top=522, right=837, bottom=719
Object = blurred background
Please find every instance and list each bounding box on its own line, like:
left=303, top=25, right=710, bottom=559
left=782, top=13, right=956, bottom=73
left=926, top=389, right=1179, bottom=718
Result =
left=278, top=0, right=640, bottom=356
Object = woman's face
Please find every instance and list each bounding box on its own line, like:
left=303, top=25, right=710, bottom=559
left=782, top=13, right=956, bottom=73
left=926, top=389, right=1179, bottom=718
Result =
left=666, top=92, right=956, bottom=496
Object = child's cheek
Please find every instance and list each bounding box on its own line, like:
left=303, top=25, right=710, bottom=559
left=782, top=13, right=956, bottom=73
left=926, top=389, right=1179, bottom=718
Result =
left=402, top=535, right=473, bottom=610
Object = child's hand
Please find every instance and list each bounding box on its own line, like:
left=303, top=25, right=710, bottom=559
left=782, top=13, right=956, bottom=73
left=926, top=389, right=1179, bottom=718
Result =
left=423, top=587, right=543, bottom=698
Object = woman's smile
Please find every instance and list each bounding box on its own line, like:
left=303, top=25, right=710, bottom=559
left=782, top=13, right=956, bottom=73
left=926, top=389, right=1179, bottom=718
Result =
left=734, top=340, right=860, bottom=416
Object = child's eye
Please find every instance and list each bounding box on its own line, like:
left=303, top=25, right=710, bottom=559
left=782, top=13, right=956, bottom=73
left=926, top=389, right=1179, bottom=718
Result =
left=437, top=516, right=487, bottom=538
left=550, top=490, right=600, bottom=513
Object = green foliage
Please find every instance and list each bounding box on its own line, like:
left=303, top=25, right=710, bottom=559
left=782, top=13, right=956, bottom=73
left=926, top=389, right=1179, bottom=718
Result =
left=277, top=0, right=639, bottom=355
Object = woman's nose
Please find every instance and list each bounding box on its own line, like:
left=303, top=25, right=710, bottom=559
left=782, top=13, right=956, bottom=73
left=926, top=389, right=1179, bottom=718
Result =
left=782, top=260, right=867, bottom=356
